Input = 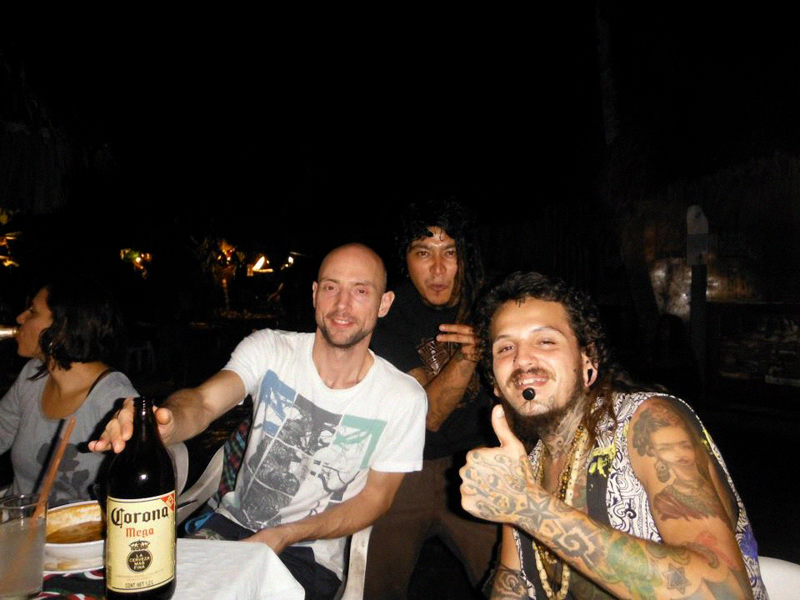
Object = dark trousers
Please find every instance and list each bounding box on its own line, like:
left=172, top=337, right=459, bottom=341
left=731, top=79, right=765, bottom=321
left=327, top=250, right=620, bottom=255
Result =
left=191, top=512, right=341, bottom=600
left=365, top=456, right=499, bottom=600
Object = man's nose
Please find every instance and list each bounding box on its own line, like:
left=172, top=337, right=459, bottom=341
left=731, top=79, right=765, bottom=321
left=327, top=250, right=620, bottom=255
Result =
left=513, top=340, right=539, bottom=368
left=335, top=290, right=352, bottom=309
left=16, top=311, right=26, bottom=325
left=430, top=254, right=445, bottom=275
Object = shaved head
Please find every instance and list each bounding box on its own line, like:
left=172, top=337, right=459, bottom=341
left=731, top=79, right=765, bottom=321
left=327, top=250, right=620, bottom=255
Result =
left=317, top=243, right=388, bottom=294
left=313, top=243, right=394, bottom=350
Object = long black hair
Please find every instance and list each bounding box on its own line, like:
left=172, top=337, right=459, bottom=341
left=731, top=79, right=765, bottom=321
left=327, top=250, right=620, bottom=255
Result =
left=396, top=196, right=485, bottom=322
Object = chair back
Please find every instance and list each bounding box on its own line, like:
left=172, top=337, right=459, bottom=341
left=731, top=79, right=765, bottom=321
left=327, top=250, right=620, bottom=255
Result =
left=759, top=555, right=800, bottom=599
left=335, top=525, right=373, bottom=600
left=171, top=443, right=225, bottom=525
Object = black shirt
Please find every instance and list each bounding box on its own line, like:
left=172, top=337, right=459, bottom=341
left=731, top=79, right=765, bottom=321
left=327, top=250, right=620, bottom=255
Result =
left=371, top=280, right=496, bottom=459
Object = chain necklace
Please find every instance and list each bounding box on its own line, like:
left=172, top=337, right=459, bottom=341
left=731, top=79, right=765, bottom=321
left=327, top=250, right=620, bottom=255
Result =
left=532, top=424, right=588, bottom=600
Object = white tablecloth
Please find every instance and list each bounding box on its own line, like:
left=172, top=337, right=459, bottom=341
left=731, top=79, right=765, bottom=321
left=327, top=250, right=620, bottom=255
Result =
left=175, top=538, right=305, bottom=600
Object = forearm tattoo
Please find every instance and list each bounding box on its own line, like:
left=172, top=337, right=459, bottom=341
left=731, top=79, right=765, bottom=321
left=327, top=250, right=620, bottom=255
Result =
left=529, top=503, right=751, bottom=599
left=463, top=439, right=751, bottom=598
left=490, top=567, right=528, bottom=600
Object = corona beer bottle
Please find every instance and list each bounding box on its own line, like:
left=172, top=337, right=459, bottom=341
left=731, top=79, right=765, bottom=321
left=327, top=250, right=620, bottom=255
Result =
left=106, top=397, right=176, bottom=599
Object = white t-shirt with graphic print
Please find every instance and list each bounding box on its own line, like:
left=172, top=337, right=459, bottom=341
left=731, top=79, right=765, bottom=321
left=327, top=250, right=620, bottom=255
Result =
left=219, top=329, right=426, bottom=577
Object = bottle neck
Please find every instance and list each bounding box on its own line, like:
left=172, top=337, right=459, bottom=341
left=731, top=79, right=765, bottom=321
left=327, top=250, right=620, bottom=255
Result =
left=0, top=325, right=18, bottom=340
left=131, top=396, right=162, bottom=446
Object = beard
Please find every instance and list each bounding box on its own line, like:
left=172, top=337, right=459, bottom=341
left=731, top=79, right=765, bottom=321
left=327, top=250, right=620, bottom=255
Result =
left=316, top=312, right=372, bottom=350
left=501, top=376, right=587, bottom=448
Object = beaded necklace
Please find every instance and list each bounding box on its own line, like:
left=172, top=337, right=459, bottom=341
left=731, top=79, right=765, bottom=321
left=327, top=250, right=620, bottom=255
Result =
left=532, top=424, right=588, bottom=600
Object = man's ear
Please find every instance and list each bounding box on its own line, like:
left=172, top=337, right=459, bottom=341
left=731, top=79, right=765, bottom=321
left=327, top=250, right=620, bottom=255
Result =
left=378, top=290, right=395, bottom=318
left=582, top=352, right=599, bottom=387
left=311, top=281, right=318, bottom=308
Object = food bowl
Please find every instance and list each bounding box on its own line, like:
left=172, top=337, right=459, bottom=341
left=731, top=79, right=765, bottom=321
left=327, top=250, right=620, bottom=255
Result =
left=44, top=500, right=104, bottom=572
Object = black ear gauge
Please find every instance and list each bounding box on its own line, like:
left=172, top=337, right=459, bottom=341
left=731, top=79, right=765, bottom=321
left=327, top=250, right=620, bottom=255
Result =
left=587, top=368, right=594, bottom=382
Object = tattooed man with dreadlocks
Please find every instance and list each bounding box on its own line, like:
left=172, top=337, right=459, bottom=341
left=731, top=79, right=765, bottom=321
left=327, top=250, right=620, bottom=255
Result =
left=460, top=271, right=766, bottom=600
left=365, top=197, right=499, bottom=600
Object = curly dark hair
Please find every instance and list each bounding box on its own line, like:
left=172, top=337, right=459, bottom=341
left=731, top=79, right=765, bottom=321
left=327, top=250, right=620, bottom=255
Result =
left=395, top=196, right=484, bottom=321
left=33, top=276, right=126, bottom=377
left=475, top=271, right=639, bottom=442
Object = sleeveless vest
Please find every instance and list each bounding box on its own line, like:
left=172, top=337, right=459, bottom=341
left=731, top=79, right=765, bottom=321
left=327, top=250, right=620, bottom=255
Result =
left=513, top=392, right=767, bottom=599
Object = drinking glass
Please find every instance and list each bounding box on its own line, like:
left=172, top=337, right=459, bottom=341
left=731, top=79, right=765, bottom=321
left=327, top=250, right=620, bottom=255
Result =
left=0, top=494, right=46, bottom=599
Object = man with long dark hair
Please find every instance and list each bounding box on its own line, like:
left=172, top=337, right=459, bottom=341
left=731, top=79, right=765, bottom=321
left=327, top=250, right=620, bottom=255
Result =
left=460, top=271, right=767, bottom=599
left=365, top=197, right=499, bottom=599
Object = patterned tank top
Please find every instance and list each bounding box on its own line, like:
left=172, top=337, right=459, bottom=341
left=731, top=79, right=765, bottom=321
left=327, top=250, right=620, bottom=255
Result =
left=513, top=392, right=767, bottom=599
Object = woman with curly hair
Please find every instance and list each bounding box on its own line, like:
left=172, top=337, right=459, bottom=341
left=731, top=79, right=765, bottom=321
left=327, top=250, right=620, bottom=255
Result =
left=0, top=276, right=138, bottom=505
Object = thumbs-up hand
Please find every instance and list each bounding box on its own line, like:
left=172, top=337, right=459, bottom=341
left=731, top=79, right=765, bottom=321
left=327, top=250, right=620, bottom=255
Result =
left=460, top=404, right=537, bottom=525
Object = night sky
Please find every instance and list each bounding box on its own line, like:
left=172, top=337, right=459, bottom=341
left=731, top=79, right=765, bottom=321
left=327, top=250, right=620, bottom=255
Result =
left=7, top=13, right=602, bottom=219
left=3, top=9, right=800, bottom=272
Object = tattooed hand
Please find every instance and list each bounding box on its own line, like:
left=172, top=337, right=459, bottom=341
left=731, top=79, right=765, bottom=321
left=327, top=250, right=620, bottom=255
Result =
left=460, top=404, right=537, bottom=524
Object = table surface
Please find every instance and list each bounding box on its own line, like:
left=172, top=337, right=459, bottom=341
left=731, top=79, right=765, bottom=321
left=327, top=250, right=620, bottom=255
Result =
left=36, top=538, right=305, bottom=600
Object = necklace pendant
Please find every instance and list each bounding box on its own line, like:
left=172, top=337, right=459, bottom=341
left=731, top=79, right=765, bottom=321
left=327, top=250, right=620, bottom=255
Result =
left=531, top=424, right=588, bottom=600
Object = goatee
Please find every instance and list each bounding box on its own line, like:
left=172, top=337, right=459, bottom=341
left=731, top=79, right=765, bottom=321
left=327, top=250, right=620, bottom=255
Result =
left=501, top=379, right=587, bottom=451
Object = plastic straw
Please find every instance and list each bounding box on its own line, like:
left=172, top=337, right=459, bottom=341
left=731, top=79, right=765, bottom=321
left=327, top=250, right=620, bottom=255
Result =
left=33, top=416, right=77, bottom=520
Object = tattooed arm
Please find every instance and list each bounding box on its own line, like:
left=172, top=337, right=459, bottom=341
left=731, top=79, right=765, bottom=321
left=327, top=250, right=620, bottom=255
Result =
left=461, top=403, right=754, bottom=600
left=625, top=396, right=751, bottom=596
left=489, top=525, right=529, bottom=599
left=408, top=323, right=479, bottom=432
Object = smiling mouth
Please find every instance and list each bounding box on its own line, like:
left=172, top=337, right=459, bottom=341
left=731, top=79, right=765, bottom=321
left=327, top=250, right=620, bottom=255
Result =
left=511, top=369, right=551, bottom=391
left=327, top=313, right=354, bottom=327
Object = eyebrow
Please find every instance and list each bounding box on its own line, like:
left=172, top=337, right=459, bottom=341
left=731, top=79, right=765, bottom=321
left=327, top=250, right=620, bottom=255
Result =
left=409, top=239, right=457, bottom=250
left=493, top=325, right=567, bottom=341
left=319, top=277, right=377, bottom=289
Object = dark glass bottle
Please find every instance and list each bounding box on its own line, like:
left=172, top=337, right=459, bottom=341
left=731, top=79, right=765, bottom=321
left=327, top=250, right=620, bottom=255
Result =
left=105, top=397, right=176, bottom=600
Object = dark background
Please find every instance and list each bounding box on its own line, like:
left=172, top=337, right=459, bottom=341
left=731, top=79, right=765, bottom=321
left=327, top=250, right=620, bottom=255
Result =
left=2, top=6, right=799, bottom=577
left=3, top=10, right=799, bottom=278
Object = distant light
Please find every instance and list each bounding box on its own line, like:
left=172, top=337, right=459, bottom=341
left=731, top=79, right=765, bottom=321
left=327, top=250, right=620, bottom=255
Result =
left=0, top=231, right=20, bottom=268
left=248, top=254, right=274, bottom=276
left=281, top=254, right=296, bottom=271
left=120, top=248, right=152, bottom=278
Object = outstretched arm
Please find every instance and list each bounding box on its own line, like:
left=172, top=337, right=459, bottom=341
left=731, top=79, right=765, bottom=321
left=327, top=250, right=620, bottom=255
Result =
left=244, top=469, right=405, bottom=554
left=460, top=404, right=754, bottom=600
left=89, top=370, right=246, bottom=453
left=409, top=323, right=479, bottom=431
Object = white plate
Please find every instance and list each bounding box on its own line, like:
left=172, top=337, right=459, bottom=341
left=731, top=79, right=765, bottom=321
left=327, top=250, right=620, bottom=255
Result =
left=43, top=556, right=103, bottom=574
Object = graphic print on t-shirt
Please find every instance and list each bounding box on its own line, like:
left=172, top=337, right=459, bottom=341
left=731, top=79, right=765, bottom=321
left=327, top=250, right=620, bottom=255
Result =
left=415, top=335, right=450, bottom=377
left=35, top=440, right=91, bottom=501
left=228, top=370, right=387, bottom=529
